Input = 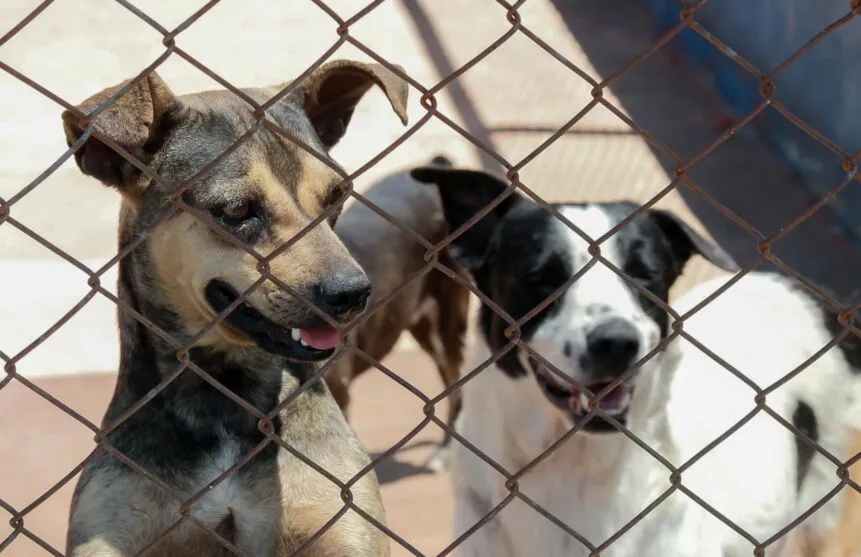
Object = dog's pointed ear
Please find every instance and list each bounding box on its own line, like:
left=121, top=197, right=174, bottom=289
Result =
left=411, top=165, right=521, bottom=271
left=299, top=60, right=408, bottom=149
left=649, top=209, right=739, bottom=274
left=61, top=72, right=176, bottom=200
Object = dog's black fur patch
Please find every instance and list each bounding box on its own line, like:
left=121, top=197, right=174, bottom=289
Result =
left=822, top=304, right=861, bottom=372
left=473, top=200, right=572, bottom=379
left=783, top=281, right=861, bottom=374
left=791, top=400, right=818, bottom=491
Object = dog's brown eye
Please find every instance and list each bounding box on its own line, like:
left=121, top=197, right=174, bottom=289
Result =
left=217, top=202, right=252, bottom=224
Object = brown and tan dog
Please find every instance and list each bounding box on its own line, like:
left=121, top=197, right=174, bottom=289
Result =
left=61, top=61, right=408, bottom=556
left=326, top=155, right=471, bottom=471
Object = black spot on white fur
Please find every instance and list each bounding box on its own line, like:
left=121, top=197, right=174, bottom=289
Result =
left=791, top=401, right=817, bottom=491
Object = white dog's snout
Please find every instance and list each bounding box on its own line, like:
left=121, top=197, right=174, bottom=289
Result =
left=583, top=317, right=641, bottom=377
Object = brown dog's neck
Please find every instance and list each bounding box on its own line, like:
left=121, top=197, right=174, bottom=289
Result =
left=105, top=252, right=322, bottom=444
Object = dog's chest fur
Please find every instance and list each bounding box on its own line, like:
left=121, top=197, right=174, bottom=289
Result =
left=451, top=274, right=857, bottom=557
left=451, top=344, right=688, bottom=557
left=187, top=439, right=277, bottom=543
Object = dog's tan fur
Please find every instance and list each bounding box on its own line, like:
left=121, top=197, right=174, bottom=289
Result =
left=782, top=429, right=861, bottom=557
left=325, top=157, right=471, bottom=470
left=62, top=61, right=409, bottom=556
left=814, top=428, right=861, bottom=557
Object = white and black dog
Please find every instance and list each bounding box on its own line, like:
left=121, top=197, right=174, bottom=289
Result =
left=411, top=163, right=861, bottom=557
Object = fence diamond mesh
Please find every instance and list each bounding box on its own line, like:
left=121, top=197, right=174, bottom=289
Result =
left=1, top=0, right=860, bottom=556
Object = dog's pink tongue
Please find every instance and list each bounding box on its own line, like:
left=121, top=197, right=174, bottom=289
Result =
left=300, top=327, right=340, bottom=350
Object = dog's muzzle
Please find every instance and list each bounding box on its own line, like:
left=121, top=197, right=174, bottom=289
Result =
left=524, top=353, right=634, bottom=433
left=205, top=280, right=343, bottom=362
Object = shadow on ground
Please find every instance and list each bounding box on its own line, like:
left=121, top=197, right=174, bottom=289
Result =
left=371, top=440, right=437, bottom=485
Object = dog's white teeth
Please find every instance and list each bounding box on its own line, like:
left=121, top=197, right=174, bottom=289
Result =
left=292, top=327, right=310, bottom=347
left=579, top=392, right=592, bottom=412
left=605, top=391, right=633, bottom=416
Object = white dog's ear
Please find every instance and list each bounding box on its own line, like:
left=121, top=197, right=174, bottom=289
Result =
left=411, top=165, right=522, bottom=271
left=649, top=210, right=739, bottom=274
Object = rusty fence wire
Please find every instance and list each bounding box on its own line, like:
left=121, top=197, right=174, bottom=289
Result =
left=2, top=0, right=861, bottom=555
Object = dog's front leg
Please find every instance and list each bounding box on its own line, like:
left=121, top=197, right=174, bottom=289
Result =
left=671, top=515, right=728, bottom=557
left=451, top=485, right=514, bottom=557
left=68, top=538, right=131, bottom=557
left=66, top=463, right=176, bottom=557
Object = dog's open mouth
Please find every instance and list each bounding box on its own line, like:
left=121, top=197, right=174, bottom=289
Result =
left=528, top=355, right=634, bottom=432
left=205, top=280, right=339, bottom=362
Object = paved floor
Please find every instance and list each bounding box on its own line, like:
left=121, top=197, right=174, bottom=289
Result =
left=2, top=0, right=860, bottom=555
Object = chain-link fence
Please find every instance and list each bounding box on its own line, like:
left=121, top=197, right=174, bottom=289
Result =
left=2, top=0, right=861, bottom=555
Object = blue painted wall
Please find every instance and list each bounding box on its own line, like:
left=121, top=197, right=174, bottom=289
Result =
left=641, top=0, right=861, bottom=243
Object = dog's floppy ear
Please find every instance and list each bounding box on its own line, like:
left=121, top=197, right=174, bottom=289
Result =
left=411, top=165, right=521, bottom=271
left=649, top=209, right=739, bottom=274
left=62, top=72, right=176, bottom=200
left=299, top=60, right=408, bottom=149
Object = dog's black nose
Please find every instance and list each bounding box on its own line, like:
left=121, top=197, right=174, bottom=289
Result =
left=584, top=318, right=640, bottom=377
left=314, top=270, right=372, bottom=319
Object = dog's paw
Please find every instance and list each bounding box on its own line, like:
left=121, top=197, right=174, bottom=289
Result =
left=429, top=154, right=453, bottom=168
left=425, top=444, right=451, bottom=473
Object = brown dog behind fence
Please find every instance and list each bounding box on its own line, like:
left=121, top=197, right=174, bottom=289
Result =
left=58, top=61, right=412, bottom=557
left=327, top=155, right=471, bottom=472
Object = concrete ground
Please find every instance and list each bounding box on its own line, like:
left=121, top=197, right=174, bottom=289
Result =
left=2, top=0, right=860, bottom=555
